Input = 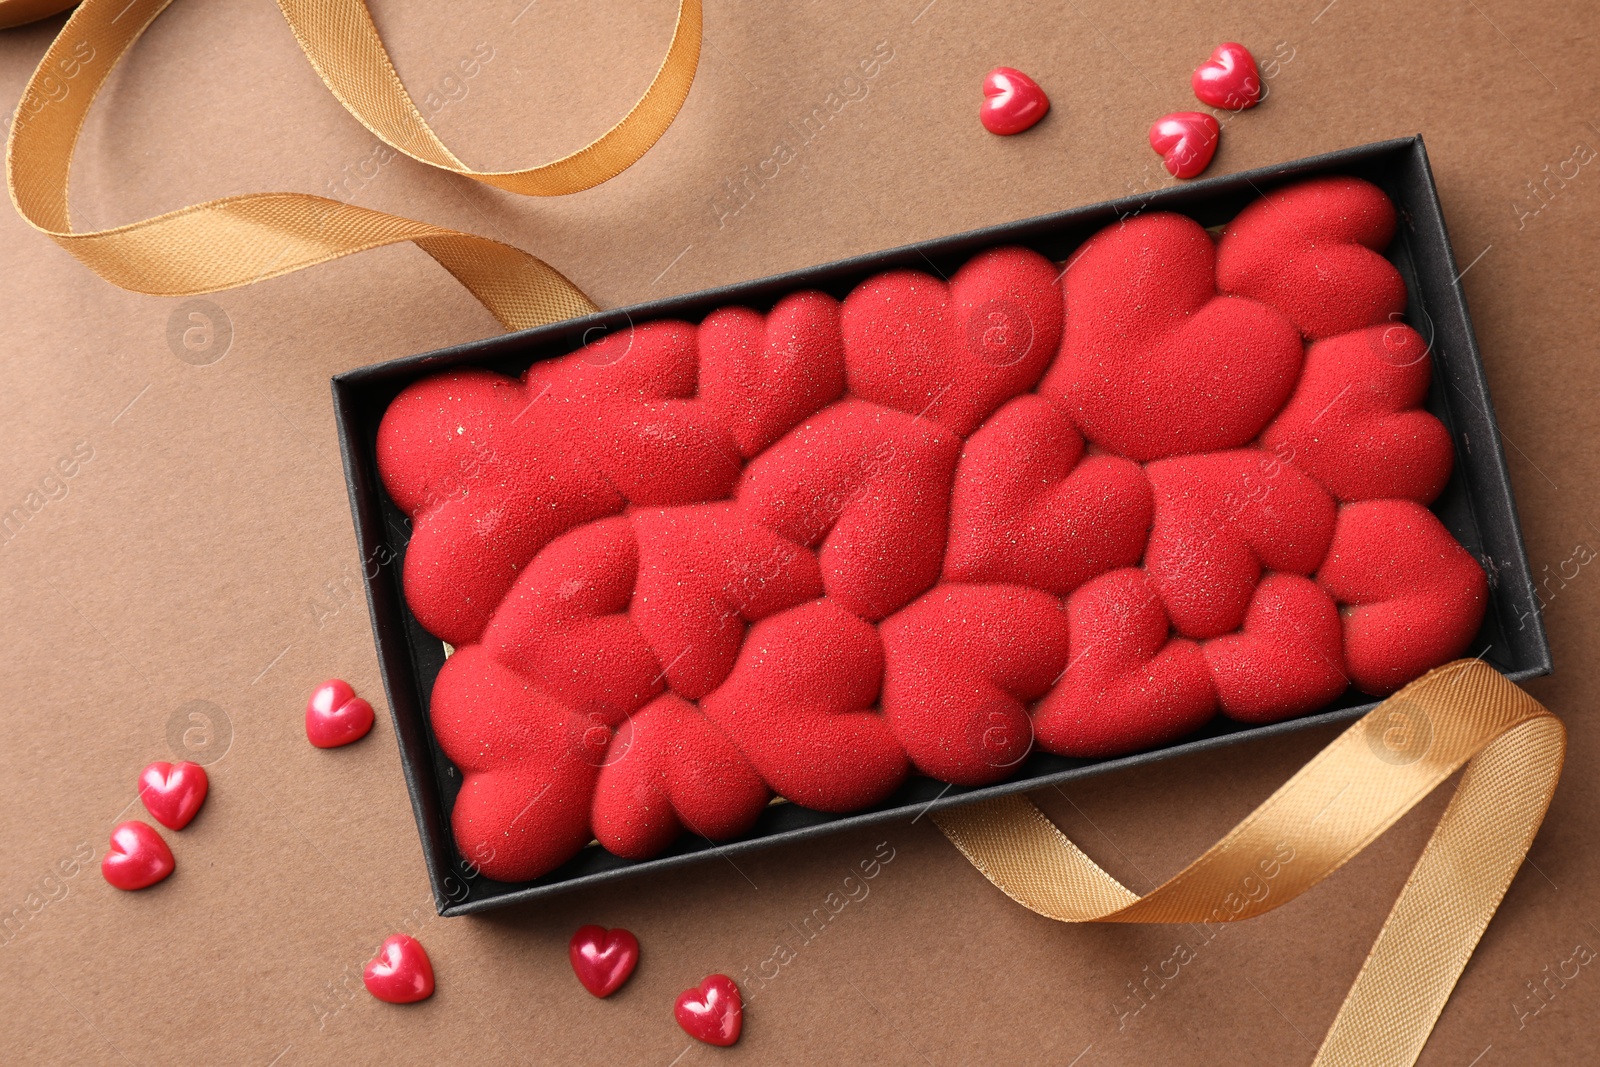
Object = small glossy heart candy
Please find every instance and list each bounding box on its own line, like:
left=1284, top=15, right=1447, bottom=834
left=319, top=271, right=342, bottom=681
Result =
left=569, top=925, right=640, bottom=998
left=1149, top=111, right=1221, bottom=179
left=363, top=934, right=435, bottom=1004
left=675, top=974, right=742, bottom=1047
left=1192, top=42, right=1261, bottom=110
left=305, top=679, right=375, bottom=748
left=138, top=761, right=208, bottom=830
left=980, top=67, right=1050, bottom=135
left=102, top=821, right=175, bottom=891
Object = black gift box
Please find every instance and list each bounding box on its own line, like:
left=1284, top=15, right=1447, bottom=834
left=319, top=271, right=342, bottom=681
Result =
left=333, top=136, right=1550, bottom=916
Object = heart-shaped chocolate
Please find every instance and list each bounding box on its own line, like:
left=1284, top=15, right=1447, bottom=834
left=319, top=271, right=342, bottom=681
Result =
left=629, top=503, right=824, bottom=698
left=1033, top=569, right=1218, bottom=757
left=701, top=599, right=908, bottom=811
left=697, top=292, right=845, bottom=457
left=1317, top=501, right=1488, bottom=694
left=138, top=760, right=208, bottom=830
left=839, top=246, right=1064, bottom=437
left=1041, top=211, right=1303, bottom=462
left=382, top=178, right=1489, bottom=882
left=429, top=646, right=601, bottom=882
left=980, top=66, right=1050, bottom=135
left=1143, top=451, right=1337, bottom=639
left=739, top=399, right=961, bottom=621
left=944, top=395, right=1151, bottom=593
left=568, top=925, right=640, bottom=998
left=101, top=821, right=174, bottom=891
left=675, top=974, right=742, bottom=1046
left=1261, top=324, right=1453, bottom=504
left=481, top=516, right=665, bottom=725
left=381, top=319, right=748, bottom=646
left=363, top=934, right=434, bottom=1004
left=881, top=584, right=1069, bottom=784
left=379, top=369, right=622, bottom=645
left=1217, top=175, right=1407, bottom=340
left=1203, top=574, right=1348, bottom=722
left=1149, top=111, right=1220, bottom=178
left=591, top=694, right=768, bottom=858
left=1192, top=42, right=1261, bottom=110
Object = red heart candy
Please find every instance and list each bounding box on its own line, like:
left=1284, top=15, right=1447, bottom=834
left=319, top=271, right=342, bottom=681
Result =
left=675, top=974, right=742, bottom=1047
left=101, top=821, right=175, bottom=891
left=1149, top=111, right=1220, bottom=179
left=138, top=761, right=209, bottom=830
left=363, top=934, right=435, bottom=1004
left=980, top=66, right=1050, bottom=135
left=1192, top=42, right=1261, bottom=110
left=568, top=925, right=641, bottom=998
left=305, top=679, right=375, bottom=748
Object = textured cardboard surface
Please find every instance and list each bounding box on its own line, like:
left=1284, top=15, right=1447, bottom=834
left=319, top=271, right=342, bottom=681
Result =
left=1, top=1, right=1595, bottom=1064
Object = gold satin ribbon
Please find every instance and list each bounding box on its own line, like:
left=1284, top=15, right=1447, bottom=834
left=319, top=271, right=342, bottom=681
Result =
left=5, top=0, right=703, bottom=329
left=933, top=659, right=1565, bottom=1066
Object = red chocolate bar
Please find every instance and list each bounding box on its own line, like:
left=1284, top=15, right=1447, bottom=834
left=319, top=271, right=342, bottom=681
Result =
left=377, top=176, right=1485, bottom=882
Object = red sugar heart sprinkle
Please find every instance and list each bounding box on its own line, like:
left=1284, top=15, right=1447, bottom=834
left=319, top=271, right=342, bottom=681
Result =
left=569, top=924, right=641, bottom=997
left=980, top=67, right=1050, bottom=135
left=1149, top=111, right=1220, bottom=179
left=363, top=934, right=435, bottom=1004
left=101, top=821, right=174, bottom=891
left=138, top=760, right=208, bottom=830
left=675, top=974, right=742, bottom=1046
left=1192, top=42, right=1262, bottom=110
left=305, top=678, right=375, bottom=749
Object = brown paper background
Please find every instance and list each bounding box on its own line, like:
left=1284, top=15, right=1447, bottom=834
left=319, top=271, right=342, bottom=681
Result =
left=2, top=1, right=1595, bottom=1063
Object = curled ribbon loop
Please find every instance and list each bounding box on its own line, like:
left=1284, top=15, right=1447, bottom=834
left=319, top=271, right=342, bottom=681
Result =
left=5, top=0, right=703, bottom=329
left=932, top=659, right=1565, bottom=1067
